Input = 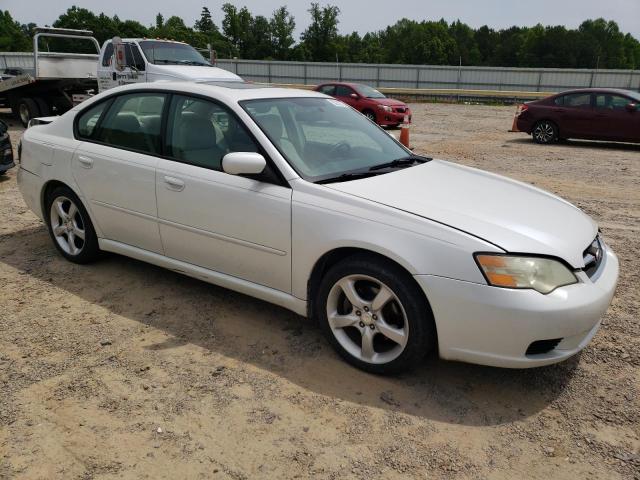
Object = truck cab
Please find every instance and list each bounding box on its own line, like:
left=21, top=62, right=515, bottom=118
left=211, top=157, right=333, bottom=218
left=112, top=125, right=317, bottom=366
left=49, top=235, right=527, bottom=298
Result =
left=97, top=38, right=241, bottom=92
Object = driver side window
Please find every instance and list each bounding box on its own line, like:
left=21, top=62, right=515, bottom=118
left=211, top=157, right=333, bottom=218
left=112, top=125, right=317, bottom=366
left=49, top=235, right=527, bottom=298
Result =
left=166, top=95, right=258, bottom=171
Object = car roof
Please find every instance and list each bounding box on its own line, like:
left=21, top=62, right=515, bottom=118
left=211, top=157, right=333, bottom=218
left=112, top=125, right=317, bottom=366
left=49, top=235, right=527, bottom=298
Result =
left=554, top=88, right=638, bottom=97
left=91, top=81, right=327, bottom=103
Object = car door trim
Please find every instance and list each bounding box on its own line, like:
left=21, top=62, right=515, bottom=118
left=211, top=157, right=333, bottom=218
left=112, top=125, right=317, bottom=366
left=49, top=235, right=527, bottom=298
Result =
left=158, top=217, right=287, bottom=256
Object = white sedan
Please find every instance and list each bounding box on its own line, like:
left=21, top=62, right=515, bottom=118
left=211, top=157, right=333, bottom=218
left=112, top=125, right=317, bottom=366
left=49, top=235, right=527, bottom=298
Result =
left=17, top=82, right=618, bottom=374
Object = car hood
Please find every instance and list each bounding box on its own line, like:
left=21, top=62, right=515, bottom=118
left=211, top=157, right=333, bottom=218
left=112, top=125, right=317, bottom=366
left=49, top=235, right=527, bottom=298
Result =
left=327, top=160, right=596, bottom=268
left=373, top=98, right=407, bottom=107
left=150, top=64, right=242, bottom=82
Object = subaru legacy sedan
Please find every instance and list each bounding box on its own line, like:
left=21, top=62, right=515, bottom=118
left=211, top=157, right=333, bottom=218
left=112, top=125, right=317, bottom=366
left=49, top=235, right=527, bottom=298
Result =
left=17, top=82, right=618, bottom=374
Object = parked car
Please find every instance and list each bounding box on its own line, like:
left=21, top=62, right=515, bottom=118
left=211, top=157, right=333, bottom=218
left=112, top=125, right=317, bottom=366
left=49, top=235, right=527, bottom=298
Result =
left=17, top=82, right=618, bottom=374
left=0, top=119, right=14, bottom=175
left=514, top=88, right=640, bottom=144
left=314, top=82, right=411, bottom=127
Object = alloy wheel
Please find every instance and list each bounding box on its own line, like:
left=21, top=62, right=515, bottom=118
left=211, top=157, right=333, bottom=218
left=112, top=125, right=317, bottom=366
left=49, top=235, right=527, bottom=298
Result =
left=533, top=122, right=556, bottom=143
left=326, top=274, right=409, bottom=364
left=49, top=196, right=86, bottom=256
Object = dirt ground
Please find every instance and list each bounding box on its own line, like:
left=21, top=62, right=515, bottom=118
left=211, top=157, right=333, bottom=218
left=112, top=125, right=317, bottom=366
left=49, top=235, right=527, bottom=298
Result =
left=0, top=103, right=639, bottom=480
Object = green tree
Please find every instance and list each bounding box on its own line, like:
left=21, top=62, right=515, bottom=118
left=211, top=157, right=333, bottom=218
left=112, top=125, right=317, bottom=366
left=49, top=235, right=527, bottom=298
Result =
left=270, top=6, right=295, bottom=60
left=300, top=3, right=340, bottom=62
left=0, top=10, right=32, bottom=51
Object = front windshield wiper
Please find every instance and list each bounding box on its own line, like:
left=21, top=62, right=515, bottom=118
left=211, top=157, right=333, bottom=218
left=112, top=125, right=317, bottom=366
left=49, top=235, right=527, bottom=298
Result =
left=316, top=171, right=385, bottom=184
left=368, top=155, right=432, bottom=171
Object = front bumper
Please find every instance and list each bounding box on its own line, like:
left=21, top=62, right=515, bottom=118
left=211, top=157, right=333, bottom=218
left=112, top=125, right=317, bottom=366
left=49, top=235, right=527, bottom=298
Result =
left=415, top=245, right=619, bottom=368
left=377, top=109, right=412, bottom=126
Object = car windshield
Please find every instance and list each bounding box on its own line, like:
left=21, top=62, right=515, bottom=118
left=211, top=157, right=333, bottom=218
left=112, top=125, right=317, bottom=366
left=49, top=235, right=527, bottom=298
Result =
left=139, top=41, right=210, bottom=66
left=242, top=97, right=415, bottom=182
left=355, top=84, right=386, bottom=99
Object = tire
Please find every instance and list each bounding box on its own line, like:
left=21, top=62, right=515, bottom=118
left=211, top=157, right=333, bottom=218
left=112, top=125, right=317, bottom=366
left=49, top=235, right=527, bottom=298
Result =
left=45, top=185, right=100, bottom=264
left=34, top=97, right=50, bottom=117
left=314, top=254, right=436, bottom=374
left=363, top=110, right=377, bottom=123
left=17, top=98, right=39, bottom=127
left=532, top=120, right=559, bottom=144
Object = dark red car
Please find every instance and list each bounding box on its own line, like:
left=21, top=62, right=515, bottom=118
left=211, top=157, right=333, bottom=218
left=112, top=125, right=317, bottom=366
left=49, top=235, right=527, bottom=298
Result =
left=515, top=88, right=640, bottom=144
left=314, top=82, right=411, bottom=127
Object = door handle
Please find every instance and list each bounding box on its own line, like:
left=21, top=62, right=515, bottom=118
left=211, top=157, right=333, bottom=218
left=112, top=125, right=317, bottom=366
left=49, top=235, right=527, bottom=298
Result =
left=552, top=108, right=566, bottom=113
left=164, top=176, right=185, bottom=191
left=77, top=155, right=94, bottom=168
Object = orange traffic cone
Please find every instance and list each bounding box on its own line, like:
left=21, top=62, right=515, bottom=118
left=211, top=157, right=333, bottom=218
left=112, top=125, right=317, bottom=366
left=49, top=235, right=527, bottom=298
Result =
left=509, top=104, right=523, bottom=132
left=399, top=115, right=410, bottom=148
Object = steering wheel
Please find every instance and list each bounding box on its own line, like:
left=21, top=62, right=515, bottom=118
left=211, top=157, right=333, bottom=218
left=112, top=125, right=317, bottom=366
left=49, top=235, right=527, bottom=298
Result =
left=329, top=141, right=351, bottom=159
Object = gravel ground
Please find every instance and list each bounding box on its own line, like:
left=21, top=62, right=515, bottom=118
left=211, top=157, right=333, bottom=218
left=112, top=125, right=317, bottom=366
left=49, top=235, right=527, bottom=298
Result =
left=0, top=103, right=639, bottom=480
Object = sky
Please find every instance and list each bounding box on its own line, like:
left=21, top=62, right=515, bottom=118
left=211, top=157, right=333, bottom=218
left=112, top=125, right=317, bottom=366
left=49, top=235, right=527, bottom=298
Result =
left=4, top=0, right=640, bottom=40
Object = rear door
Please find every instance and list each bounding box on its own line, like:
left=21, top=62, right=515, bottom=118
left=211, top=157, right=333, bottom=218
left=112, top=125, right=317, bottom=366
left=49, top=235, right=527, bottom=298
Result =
left=72, top=92, right=166, bottom=253
left=593, top=93, right=638, bottom=142
left=553, top=92, right=594, bottom=139
left=155, top=94, right=292, bottom=292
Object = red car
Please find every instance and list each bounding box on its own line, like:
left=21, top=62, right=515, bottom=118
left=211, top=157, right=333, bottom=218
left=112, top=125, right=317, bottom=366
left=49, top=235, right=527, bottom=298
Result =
left=314, top=82, right=411, bottom=127
left=515, top=88, right=640, bottom=144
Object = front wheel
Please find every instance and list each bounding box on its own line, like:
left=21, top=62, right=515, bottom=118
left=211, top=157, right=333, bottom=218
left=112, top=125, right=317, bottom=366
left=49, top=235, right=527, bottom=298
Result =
left=363, top=110, right=377, bottom=123
left=46, top=186, right=100, bottom=264
left=532, top=120, right=559, bottom=144
left=315, top=255, right=436, bottom=374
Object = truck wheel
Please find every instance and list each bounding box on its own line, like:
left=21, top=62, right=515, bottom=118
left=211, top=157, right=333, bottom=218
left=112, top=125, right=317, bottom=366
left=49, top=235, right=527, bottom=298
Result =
left=17, top=98, right=39, bottom=127
left=34, top=97, right=50, bottom=117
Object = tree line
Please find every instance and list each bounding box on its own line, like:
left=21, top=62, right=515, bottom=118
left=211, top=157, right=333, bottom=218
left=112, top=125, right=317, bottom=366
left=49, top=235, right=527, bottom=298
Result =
left=1, top=5, right=640, bottom=69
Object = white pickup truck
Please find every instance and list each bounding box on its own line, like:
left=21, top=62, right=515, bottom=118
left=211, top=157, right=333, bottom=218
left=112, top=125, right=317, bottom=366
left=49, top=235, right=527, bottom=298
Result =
left=96, top=37, right=241, bottom=92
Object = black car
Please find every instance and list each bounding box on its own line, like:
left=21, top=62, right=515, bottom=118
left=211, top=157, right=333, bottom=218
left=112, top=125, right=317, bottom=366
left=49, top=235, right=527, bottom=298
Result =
left=0, top=119, right=14, bottom=175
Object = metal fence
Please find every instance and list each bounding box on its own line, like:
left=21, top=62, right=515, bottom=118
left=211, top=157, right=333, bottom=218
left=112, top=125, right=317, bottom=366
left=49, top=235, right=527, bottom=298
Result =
left=216, top=59, right=640, bottom=94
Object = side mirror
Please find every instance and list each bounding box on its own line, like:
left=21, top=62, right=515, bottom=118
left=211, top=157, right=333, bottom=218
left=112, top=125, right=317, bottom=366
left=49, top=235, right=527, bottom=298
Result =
left=350, top=93, right=359, bottom=99
left=222, top=152, right=266, bottom=175
left=626, top=102, right=638, bottom=113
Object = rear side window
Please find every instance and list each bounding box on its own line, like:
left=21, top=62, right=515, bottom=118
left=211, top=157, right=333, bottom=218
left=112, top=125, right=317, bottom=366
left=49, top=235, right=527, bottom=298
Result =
left=77, top=101, right=109, bottom=139
left=94, top=93, right=166, bottom=154
left=166, top=95, right=258, bottom=171
left=563, top=93, right=592, bottom=108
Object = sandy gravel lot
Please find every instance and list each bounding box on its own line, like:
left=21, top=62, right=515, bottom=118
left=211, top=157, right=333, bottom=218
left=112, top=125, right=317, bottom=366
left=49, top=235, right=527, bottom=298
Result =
left=1, top=103, right=638, bottom=480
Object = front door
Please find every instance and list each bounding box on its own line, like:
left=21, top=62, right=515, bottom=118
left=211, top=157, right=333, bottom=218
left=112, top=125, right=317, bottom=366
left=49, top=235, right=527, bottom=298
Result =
left=155, top=94, right=292, bottom=292
left=593, top=93, right=639, bottom=142
left=72, top=92, right=166, bottom=253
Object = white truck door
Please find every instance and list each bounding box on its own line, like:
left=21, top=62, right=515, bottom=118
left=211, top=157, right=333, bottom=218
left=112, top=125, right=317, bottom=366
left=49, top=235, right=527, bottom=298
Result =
left=97, top=41, right=117, bottom=92
left=97, top=40, right=147, bottom=92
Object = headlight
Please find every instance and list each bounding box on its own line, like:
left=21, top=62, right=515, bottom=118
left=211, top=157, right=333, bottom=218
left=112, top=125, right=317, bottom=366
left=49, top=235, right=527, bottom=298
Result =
left=378, top=105, right=393, bottom=112
left=475, top=254, right=578, bottom=294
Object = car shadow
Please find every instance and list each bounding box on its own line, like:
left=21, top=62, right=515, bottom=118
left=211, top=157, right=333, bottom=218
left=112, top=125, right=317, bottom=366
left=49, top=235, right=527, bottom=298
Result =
left=0, top=224, right=581, bottom=427
left=507, top=137, right=640, bottom=151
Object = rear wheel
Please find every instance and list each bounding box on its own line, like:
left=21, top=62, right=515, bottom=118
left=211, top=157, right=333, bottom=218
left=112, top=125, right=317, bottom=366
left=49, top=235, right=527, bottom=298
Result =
left=315, top=255, right=436, bottom=374
left=34, top=97, right=50, bottom=117
left=17, top=98, right=39, bottom=127
left=532, top=120, right=558, bottom=144
left=45, top=186, right=100, bottom=264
